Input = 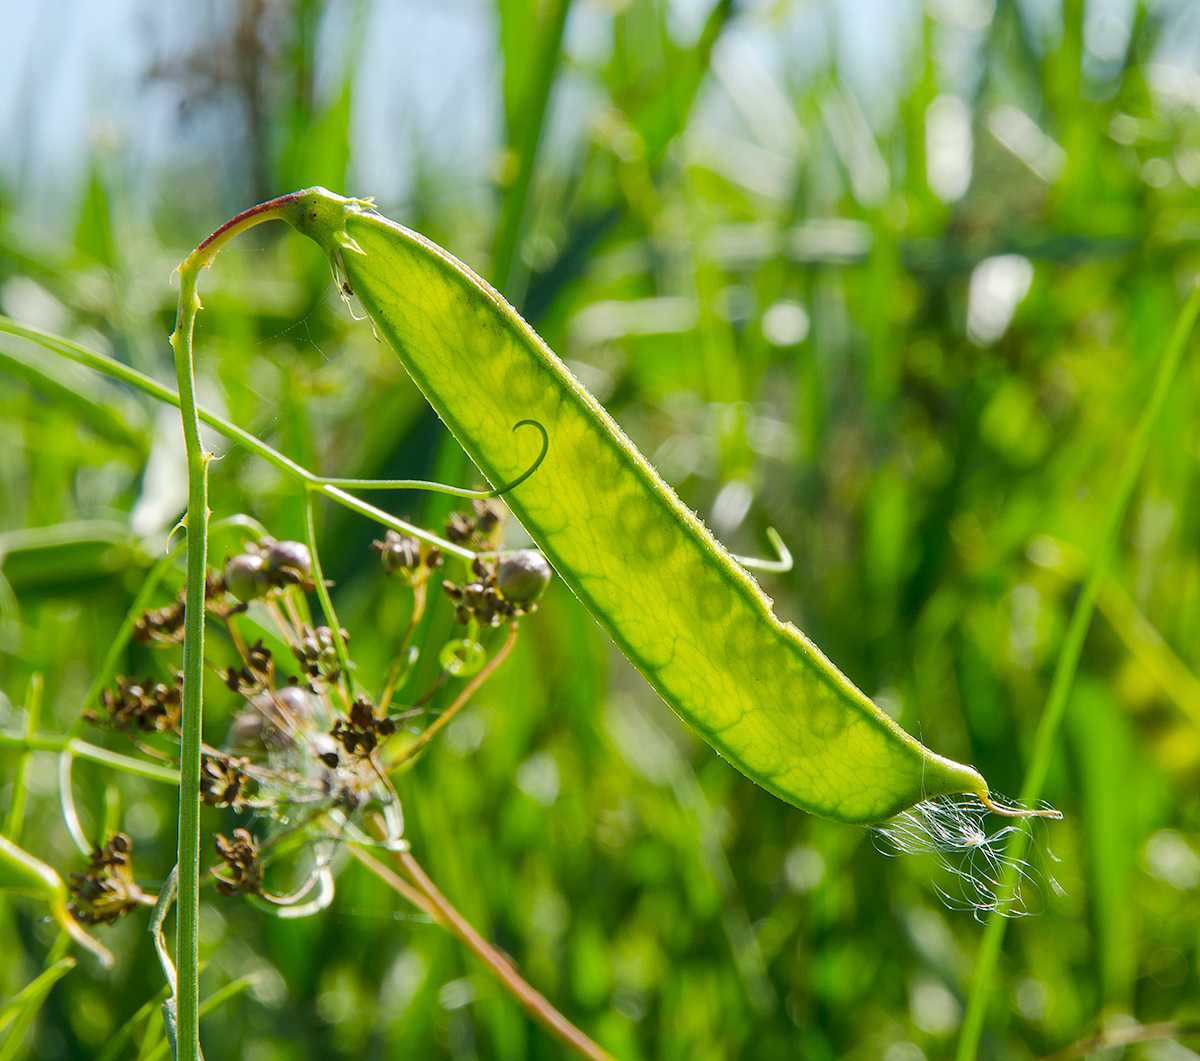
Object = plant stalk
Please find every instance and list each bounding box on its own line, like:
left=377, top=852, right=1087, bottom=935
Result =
left=166, top=193, right=311, bottom=1061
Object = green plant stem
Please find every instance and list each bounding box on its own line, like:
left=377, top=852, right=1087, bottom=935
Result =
left=163, top=197, right=387, bottom=1061
left=387, top=622, right=519, bottom=770
left=0, top=316, right=476, bottom=562
left=378, top=585, right=425, bottom=712
left=956, top=282, right=1200, bottom=1061
left=303, top=488, right=354, bottom=701
left=2, top=673, right=42, bottom=840
left=141, top=976, right=258, bottom=1061
left=169, top=248, right=214, bottom=1061
left=0, top=730, right=180, bottom=784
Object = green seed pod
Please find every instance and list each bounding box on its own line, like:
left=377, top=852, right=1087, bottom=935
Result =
left=223, top=552, right=268, bottom=602
left=496, top=550, right=553, bottom=603
left=279, top=188, right=1047, bottom=824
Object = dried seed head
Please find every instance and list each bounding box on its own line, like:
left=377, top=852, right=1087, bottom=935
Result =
left=444, top=499, right=506, bottom=549
left=472, top=498, right=504, bottom=536
left=200, top=752, right=252, bottom=809
left=90, top=674, right=183, bottom=734
left=292, top=624, right=348, bottom=682
left=67, top=833, right=148, bottom=926
left=331, top=696, right=396, bottom=758
left=213, top=828, right=262, bottom=897
left=372, top=530, right=442, bottom=586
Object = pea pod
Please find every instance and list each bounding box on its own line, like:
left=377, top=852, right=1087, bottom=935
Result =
left=284, top=188, right=1007, bottom=824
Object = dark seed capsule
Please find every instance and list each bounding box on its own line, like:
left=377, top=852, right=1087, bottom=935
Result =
left=266, top=539, right=312, bottom=577
left=223, top=553, right=269, bottom=602
left=496, top=550, right=553, bottom=603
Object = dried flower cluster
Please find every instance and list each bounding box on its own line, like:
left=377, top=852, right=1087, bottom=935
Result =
left=331, top=697, right=397, bottom=758
left=68, top=834, right=149, bottom=926
left=77, top=511, right=551, bottom=919
left=444, top=498, right=505, bottom=549
left=372, top=530, right=443, bottom=586
left=89, top=674, right=183, bottom=734
left=212, top=829, right=262, bottom=897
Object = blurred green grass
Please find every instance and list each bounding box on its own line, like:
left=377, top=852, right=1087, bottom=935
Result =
left=3, top=1, right=1200, bottom=1059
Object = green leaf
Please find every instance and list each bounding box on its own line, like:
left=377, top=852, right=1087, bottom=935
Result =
left=0, top=520, right=143, bottom=593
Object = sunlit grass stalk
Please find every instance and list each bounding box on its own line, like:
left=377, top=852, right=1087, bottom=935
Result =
left=352, top=846, right=617, bottom=1061
left=0, top=730, right=179, bottom=784
left=491, top=0, right=572, bottom=302
left=956, top=281, right=1200, bottom=1061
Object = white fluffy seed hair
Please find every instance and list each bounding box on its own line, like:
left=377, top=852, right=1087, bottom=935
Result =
left=871, top=794, right=1062, bottom=919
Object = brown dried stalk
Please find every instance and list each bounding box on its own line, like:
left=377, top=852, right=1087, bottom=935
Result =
left=352, top=845, right=617, bottom=1061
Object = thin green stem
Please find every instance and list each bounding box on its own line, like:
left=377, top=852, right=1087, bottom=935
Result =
left=387, top=622, right=519, bottom=770
left=160, top=199, right=307, bottom=1061
left=2, top=674, right=43, bottom=840
left=303, top=487, right=354, bottom=701
left=0, top=730, right=180, bottom=784
left=955, top=282, right=1200, bottom=1061
left=141, top=976, right=258, bottom=1061
left=169, top=247, right=213, bottom=1061
left=0, top=316, right=477, bottom=562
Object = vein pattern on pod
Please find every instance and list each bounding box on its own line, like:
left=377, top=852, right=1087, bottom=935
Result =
left=288, top=188, right=999, bottom=824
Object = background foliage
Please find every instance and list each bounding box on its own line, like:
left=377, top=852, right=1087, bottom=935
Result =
left=3, top=0, right=1200, bottom=1058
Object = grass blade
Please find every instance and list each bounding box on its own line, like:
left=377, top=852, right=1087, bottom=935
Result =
left=0, top=958, right=76, bottom=1061
left=956, top=280, right=1200, bottom=1060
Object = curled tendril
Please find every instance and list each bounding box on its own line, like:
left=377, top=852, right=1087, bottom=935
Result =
left=732, top=527, right=793, bottom=574
left=315, top=419, right=549, bottom=501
